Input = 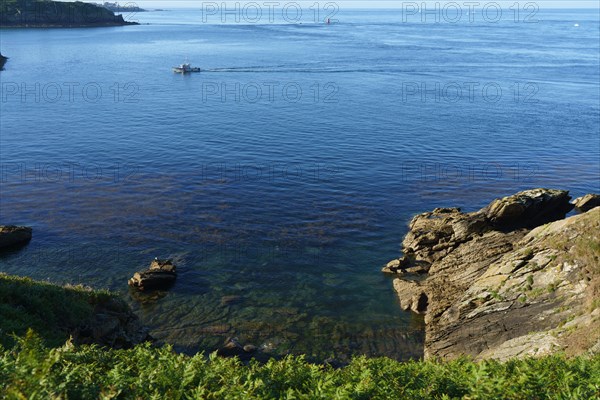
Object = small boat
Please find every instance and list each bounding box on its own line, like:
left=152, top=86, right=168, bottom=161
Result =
left=172, top=62, right=200, bottom=73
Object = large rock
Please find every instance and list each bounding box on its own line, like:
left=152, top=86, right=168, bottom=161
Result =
left=0, top=226, right=32, bottom=249
left=386, top=189, right=572, bottom=272
left=384, top=189, right=600, bottom=360
left=482, top=188, right=573, bottom=229
left=573, top=194, right=600, bottom=212
left=401, top=207, right=491, bottom=268
left=128, top=259, right=177, bottom=291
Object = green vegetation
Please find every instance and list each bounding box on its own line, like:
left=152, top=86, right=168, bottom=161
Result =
left=525, top=275, right=534, bottom=292
left=1, top=274, right=599, bottom=398
left=0, top=273, right=119, bottom=348
left=0, top=331, right=598, bottom=399
left=490, top=289, right=503, bottom=301
left=0, top=0, right=132, bottom=27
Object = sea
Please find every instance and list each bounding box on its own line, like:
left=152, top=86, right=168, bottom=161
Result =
left=0, top=6, right=599, bottom=361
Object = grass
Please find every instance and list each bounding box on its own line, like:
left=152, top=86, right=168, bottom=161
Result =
left=527, top=275, right=534, bottom=286
left=0, top=273, right=121, bottom=348
left=0, top=331, right=598, bottom=399
left=490, top=289, right=503, bottom=301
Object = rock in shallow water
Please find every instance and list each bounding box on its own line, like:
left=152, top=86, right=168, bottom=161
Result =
left=128, top=259, right=177, bottom=291
left=0, top=226, right=32, bottom=249
left=243, top=344, right=257, bottom=353
left=220, top=295, right=243, bottom=306
left=381, top=256, right=410, bottom=274
left=216, top=337, right=257, bottom=360
left=74, top=298, right=153, bottom=348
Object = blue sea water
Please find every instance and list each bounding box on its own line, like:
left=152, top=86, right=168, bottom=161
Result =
left=0, top=7, right=599, bottom=360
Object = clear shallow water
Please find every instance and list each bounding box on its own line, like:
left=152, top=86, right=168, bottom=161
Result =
left=0, top=8, right=599, bottom=361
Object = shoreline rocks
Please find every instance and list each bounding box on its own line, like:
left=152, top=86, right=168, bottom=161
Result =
left=74, top=297, right=153, bottom=348
left=573, top=194, right=600, bottom=212
left=217, top=337, right=257, bottom=360
left=393, top=279, right=428, bottom=314
left=0, top=226, right=32, bottom=249
left=384, top=189, right=600, bottom=361
left=128, top=258, right=177, bottom=291
left=482, top=188, right=573, bottom=230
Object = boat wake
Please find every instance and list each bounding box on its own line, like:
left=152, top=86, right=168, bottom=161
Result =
left=200, top=65, right=400, bottom=74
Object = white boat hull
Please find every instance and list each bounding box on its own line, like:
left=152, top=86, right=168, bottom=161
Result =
left=173, top=66, right=201, bottom=73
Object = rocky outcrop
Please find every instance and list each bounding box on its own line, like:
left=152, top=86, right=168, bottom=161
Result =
left=74, top=297, right=152, bottom=349
left=0, top=226, right=32, bottom=249
left=393, top=279, right=428, bottom=314
left=384, top=189, right=572, bottom=276
left=385, top=189, right=600, bottom=360
left=0, top=0, right=138, bottom=27
left=128, top=259, right=177, bottom=291
left=482, top=188, right=573, bottom=230
left=573, top=194, right=600, bottom=212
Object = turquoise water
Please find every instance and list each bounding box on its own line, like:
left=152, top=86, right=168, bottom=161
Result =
left=0, top=8, right=599, bottom=360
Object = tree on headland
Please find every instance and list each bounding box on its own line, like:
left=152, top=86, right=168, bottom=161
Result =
left=0, top=0, right=138, bottom=26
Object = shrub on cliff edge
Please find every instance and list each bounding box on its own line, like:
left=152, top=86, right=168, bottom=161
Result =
left=1, top=330, right=598, bottom=399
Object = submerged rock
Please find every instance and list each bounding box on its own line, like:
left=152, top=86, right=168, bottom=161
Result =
left=573, top=194, right=600, bottom=212
left=0, top=225, right=32, bottom=249
left=128, top=258, right=177, bottom=291
left=384, top=189, right=600, bottom=360
left=220, top=295, right=243, bottom=306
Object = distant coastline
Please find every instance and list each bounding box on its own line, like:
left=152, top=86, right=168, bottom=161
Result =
left=0, top=0, right=138, bottom=28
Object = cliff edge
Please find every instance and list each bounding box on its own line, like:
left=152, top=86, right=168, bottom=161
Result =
left=384, top=189, right=600, bottom=361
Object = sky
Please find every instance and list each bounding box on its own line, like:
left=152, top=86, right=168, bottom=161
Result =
left=92, top=1, right=600, bottom=10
